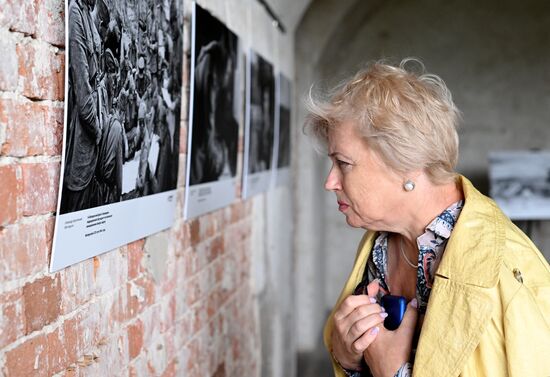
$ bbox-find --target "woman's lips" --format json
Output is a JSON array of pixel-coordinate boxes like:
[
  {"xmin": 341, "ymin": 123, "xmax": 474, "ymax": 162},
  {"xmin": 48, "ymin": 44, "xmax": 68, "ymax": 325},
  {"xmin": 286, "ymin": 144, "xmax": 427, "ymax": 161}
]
[{"xmin": 337, "ymin": 201, "xmax": 349, "ymax": 211}]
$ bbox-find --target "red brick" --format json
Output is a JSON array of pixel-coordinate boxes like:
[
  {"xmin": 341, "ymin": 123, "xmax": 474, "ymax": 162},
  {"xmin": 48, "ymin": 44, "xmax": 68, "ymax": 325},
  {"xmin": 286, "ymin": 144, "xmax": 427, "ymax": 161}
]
[
  {"xmin": 212, "ymin": 362, "xmax": 226, "ymax": 377},
  {"xmin": 185, "ymin": 338, "xmax": 199, "ymax": 370},
  {"xmin": 155, "ymin": 295, "xmax": 177, "ymax": 335},
  {"xmin": 176, "ymin": 154, "xmax": 186, "ymax": 188},
  {"xmin": 127, "ymin": 320, "xmax": 144, "ymax": 360},
  {"xmin": 5, "ymin": 333, "xmax": 48, "ymax": 377},
  {"xmin": 179, "ymin": 125, "xmax": 187, "ymax": 154},
  {"xmin": 208, "ymin": 235, "xmax": 224, "ymax": 263},
  {"xmin": 126, "ymin": 238, "xmax": 146, "ymax": 254},
  {"xmin": 23, "ymin": 275, "xmax": 62, "ymax": 333},
  {"xmin": 58, "ymin": 259, "xmax": 95, "ymax": 315},
  {"xmin": 0, "ymin": 0, "xmax": 37, "ymax": 36},
  {"xmin": 0, "ymin": 220, "xmax": 50, "ymax": 281},
  {"xmin": 46, "ymin": 326, "xmax": 71, "ymax": 375},
  {"xmin": 199, "ymin": 213, "xmax": 216, "ymax": 240},
  {"xmin": 20, "ymin": 162, "xmax": 60, "ymax": 216},
  {"xmin": 35, "ymin": 0, "xmax": 65, "ymax": 47},
  {"xmin": 0, "ymin": 29, "xmax": 19, "ymax": 91},
  {"xmin": 172, "ymin": 219, "xmax": 190, "ymax": 252},
  {"xmin": 0, "ymin": 164, "xmax": 21, "ymax": 225},
  {"xmin": 0, "ymin": 288, "xmax": 25, "ymax": 349},
  {"xmin": 62, "ymin": 314, "xmax": 81, "ymax": 366},
  {"xmin": 189, "ymin": 218, "xmax": 200, "ymax": 246},
  {"xmin": 4, "ymin": 328, "xmax": 72, "ymax": 376},
  {"xmin": 126, "ymin": 243, "xmax": 145, "ymax": 280},
  {"xmin": 206, "ymin": 289, "xmax": 221, "ymax": 320},
  {"xmin": 185, "ymin": 276, "xmax": 201, "ymax": 307},
  {"xmin": 17, "ymin": 39, "xmax": 64, "ymax": 100},
  {"xmin": 214, "ymin": 259, "xmax": 224, "ymax": 285},
  {"xmin": 127, "ymin": 276, "xmax": 156, "ymax": 318},
  {"xmin": 109, "ymin": 286, "xmax": 130, "ymax": 325},
  {"xmin": 161, "ymin": 359, "xmax": 177, "ymax": 377},
  {"xmin": 0, "ymin": 98, "xmax": 64, "ymax": 157},
  {"xmin": 191, "ymin": 300, "xmax": 207, "ymax": 336},
  {"xmin": 227, "ymin": 203, "xmax": 239, "ymax": 224}
]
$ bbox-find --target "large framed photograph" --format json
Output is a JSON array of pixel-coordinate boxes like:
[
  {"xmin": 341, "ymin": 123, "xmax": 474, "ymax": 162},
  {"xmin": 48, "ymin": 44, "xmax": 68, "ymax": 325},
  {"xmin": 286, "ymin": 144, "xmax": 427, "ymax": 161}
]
[
  {"xmin": 243, "ymin": 49, "xmax": 275, "ymax": 198},
  {"xmin": 184, "ymin": 3, "xmax": 242, "ymax": 219},
  {"xmin": 274, "ymin": 73, "xmax": 291, "ymax": 186},
  {"xmin": 51, "ymin": 0, "xmax": 184, "ymax": 271},
  {"xmin": 489, "ymin": 150, "xmax": 550, "ymax": 220}
]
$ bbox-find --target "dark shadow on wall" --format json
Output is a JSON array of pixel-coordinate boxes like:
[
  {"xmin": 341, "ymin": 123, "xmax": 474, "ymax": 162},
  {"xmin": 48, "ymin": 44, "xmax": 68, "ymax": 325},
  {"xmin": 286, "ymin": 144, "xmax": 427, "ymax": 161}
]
[{"xmin": 462, "ymin": 169, "xmax": 490, "ymax": 195}]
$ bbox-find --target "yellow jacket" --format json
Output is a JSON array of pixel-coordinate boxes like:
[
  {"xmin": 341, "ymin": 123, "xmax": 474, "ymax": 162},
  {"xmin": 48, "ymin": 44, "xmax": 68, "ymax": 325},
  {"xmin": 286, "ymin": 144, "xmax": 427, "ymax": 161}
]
[{"xmin": 324, "ymin": 176, "xmax": 550, "ymax": 377}]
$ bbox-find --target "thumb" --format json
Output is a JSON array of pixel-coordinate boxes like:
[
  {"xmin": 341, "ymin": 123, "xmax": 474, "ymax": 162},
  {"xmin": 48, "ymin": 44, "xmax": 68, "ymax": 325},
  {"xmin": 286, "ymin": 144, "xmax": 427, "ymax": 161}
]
[
  {"xmin": 366, "ymin": 279, "xmax": 380, "ymax": 298},
  {"xmin": 399, "ymin": 298, "xmax": 419, "ymax": 335}
]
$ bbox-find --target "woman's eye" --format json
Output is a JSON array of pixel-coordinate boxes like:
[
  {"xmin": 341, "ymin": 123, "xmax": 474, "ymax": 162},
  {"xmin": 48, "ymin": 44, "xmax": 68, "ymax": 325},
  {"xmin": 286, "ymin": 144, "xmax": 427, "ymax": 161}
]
[{"xmin": 336, "ymin": 160, "xmax": 351, "ymax": 169}]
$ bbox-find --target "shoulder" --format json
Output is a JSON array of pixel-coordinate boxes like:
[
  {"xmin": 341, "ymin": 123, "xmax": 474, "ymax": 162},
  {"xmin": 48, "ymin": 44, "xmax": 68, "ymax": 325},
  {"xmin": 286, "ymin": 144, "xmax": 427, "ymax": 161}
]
[
  {"xmin": 69, "ymin": 2, "xmax": 87, "ymax": 34},
  {"xmin": 441, "ymin": 176, "xmax": 550, "ymax": 288},
  {"xmin": 69, "ymin": 1, "xmax": 84, "ymax": 18}
]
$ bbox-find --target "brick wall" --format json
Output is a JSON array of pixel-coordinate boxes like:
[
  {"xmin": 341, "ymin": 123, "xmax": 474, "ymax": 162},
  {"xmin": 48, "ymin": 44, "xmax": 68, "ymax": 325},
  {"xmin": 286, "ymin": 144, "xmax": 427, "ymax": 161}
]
[{"xmin": 0, "ymin": 0, "xmax": 289, "ymax": 375}]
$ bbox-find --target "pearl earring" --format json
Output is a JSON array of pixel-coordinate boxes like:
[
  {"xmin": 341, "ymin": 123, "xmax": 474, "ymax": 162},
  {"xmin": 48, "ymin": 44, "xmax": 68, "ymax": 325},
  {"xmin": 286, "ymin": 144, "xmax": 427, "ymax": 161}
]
[{"xmin": 404, "ymin": 180, "xmax": 415, "ymax": 192}]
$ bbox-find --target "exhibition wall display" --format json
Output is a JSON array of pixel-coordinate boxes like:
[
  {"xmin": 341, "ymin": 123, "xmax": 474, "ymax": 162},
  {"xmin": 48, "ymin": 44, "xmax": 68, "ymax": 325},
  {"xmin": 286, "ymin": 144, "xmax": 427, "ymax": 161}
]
[
  {"xmin": 274, "ymin": 73, "xmax": 291, "ymax": 186},
  {"xmin": 51, "ymin": 0, "xmax": 184, "ymax": 271},
  {"xmin": 243, "ymin": 49, "xmax": 276, "ymax": 198},
  {"xmin": 489, "ymin": 150, "xmax": 550, "ymax": 220},
  {"xmin": 184, "ymin": 3, "xmax": 242, "ymax": 219}
]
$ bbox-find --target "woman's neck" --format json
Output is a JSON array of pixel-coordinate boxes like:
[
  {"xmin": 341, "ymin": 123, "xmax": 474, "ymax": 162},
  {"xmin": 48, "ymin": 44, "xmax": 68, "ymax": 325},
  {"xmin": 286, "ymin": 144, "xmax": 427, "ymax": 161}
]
[{"xmin": 399, "ymin": 178, "xmax": 463, "ymax": 245}]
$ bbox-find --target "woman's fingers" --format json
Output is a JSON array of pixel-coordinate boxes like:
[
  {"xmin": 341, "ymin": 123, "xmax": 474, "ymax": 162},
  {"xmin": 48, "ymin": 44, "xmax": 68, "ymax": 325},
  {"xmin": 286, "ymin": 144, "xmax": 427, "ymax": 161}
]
[
  {"xmin": 395, "ymin": 298, "xmax": 418, "ymax": 338},
  {"xmin": 366, "ymin": 279, "xmax": 380, "ymax": 297},
  {"xmin": 347, "ymin": 310, "xmax": 387, "ymax": 341},
  {"xmin": 331, "ymin": 295, "xmax": 386, "ymax": 368},
  {"xmin": 342, "ymin": 301, "xmax": 384, "ymax": 331},
  {"xmin": 352, "ymin": 325, "xmax": 381, "ymax": 353},
  {"xmin": 333, "ymin": 294, "xmax": 374, "ymax": 321}
]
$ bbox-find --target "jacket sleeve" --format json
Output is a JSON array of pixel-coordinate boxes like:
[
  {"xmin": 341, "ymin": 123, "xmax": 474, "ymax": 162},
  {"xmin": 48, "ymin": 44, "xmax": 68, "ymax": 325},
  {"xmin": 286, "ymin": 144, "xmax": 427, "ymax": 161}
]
[
  {"xmin": 502, "ymin": 277, "xmax": 550, "ymax": 376},
  {"xmin": 69, "ymin": 5, "xmax": 100, "ymax": 141}
]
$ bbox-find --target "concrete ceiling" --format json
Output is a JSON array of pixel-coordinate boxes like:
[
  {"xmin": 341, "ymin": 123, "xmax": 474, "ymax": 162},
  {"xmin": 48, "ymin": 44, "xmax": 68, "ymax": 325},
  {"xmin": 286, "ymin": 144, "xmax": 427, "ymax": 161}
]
[{"xmin": 264, "ymin": 0, "xmax": 314, "ymax": 33}]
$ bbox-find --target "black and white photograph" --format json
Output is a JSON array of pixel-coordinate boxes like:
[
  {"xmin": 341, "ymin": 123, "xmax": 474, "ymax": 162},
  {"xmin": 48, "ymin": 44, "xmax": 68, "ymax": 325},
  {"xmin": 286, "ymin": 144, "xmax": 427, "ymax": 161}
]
[
  {"xmin": 243, "ymin": 49, "xmax": 276, "ymax": 198},
  {"xmin": 274, "ymin": 73, "xmax": 291, "ymax": 186},
  {"xmin": 489, "ymin": 150, "xmax": 550, "ymax": 220},
  {"xmin": 51, "ymin": 0, "xmax": 184, "ymax": 271},
  {"xmin": 184, "ymin": 3, "xmax": 242, "ymax": 219}
]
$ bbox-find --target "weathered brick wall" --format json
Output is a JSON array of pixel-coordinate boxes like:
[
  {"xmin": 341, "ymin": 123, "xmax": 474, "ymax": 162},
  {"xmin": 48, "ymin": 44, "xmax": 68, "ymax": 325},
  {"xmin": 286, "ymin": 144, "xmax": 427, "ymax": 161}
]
[{"xmin": 0, "ymin": 0, "xmax": 296, "ymax": 375}]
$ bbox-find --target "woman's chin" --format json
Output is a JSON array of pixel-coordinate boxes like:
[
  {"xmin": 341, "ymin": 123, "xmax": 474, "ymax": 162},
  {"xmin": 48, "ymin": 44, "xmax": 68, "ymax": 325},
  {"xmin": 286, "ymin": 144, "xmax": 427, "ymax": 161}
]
[{"xmin": 344, "ymin": 216, "xmax": 362, "ymax": 229}]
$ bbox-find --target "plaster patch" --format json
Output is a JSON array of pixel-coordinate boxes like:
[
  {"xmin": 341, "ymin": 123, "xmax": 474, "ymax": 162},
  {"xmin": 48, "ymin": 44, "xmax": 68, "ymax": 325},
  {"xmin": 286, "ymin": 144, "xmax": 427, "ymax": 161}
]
[
  {"xmin": 130, "ymin": 282, "xmax": 145, "ymax": 303},
  {"xmin": 144, "ymin": 232, "xmax": 169, "ymax": 283}
]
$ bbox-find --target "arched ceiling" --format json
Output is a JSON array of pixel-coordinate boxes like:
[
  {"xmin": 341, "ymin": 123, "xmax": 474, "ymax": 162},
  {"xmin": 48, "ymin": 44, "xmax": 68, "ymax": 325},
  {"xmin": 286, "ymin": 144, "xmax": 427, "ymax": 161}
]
[{"xmin": 264, "ymin": 0, "xmax": 313, "ymax": 32}]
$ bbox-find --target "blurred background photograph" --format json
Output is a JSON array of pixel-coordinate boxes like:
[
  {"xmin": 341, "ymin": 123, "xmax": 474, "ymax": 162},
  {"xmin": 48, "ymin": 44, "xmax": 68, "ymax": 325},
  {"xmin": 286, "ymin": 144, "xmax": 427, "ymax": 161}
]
[
  {"xmin": 243, "ymin": 49, "xmax": 275, "ymax": 198},
  {"xmin": 185, "ymin": 3, "xmax": 242, "ymax": 218},
  {"xmin": 489, "ymin": 150, "xmax": 550, "ymax": 220},
  {"xmin": 275, "ymin": 73, "xmax": 291, "ymax": 186}
]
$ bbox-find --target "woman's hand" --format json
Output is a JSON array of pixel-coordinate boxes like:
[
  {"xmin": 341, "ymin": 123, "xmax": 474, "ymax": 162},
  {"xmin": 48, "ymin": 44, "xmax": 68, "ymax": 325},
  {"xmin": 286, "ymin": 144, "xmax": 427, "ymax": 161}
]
[
  {"xmin": 363, "ymin": 299, "xmax": 418, "ymax": 377},
  {"xmin": 331, "ymin": 280, "xmax": 386, "ymax": 371}
]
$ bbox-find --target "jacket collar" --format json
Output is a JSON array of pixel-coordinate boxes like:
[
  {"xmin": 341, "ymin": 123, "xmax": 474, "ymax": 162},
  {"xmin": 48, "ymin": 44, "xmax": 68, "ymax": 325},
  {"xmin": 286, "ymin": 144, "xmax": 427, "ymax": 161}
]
[
  {"xmin": 433, "ymin": 175, "xmax": 504, "ymax": 288},
  {"xmin": 414, "ymin": 175, "xmax": 504, "ymax": 377}
]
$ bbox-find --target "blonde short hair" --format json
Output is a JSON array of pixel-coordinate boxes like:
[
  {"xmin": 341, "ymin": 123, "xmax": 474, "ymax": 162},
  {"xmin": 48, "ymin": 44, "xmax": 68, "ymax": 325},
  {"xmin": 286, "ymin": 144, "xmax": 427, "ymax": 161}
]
[{"xmin": 305, "ymin": 58, "xmax": 460, "ymax": 185}]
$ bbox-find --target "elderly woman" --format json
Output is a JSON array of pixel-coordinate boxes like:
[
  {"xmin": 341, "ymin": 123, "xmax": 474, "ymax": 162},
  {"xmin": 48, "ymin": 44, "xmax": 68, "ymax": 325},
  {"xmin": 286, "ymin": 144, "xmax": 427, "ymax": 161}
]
[{"xmin": 305, "ymin": 59, "xmax": 550, "ymax": 377}]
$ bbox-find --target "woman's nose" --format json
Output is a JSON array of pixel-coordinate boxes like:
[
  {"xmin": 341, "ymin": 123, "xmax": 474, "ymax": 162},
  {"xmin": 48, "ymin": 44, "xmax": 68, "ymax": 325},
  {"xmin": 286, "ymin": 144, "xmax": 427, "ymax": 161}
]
[{"xmin": 324, "ymin": 166, "xmax": 342, "ymax": 191}]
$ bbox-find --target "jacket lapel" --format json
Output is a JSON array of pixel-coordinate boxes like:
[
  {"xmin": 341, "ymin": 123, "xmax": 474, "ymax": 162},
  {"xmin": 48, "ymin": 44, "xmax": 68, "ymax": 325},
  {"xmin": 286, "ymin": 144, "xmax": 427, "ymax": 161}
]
[{"xmin": 414, "ymin": 176, "xmax": 504, "ymax": 377}]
